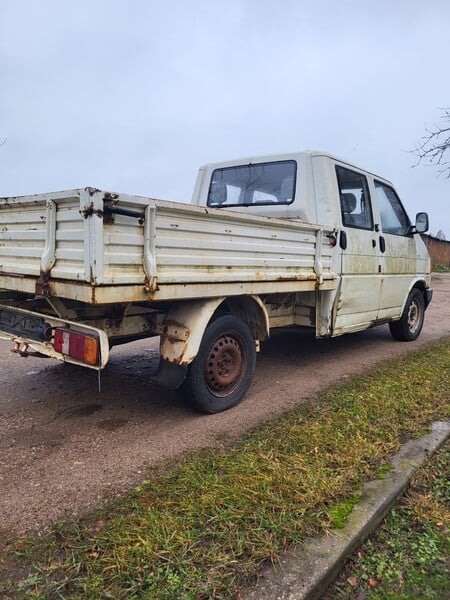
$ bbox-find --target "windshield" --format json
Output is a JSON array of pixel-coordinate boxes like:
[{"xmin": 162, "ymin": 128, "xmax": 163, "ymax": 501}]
[{"xmin": 207, "ymin": 160, "xmax": 297, "ymax": 207}]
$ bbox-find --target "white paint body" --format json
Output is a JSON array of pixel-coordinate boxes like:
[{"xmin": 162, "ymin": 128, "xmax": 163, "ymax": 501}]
[{"xmin": 0, "ymin": 151, "xmax": 431, "ymax": 372}]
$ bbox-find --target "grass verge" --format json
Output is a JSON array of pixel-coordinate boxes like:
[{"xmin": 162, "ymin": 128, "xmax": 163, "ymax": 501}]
[
  {"xmin": 326, "ymin": 441, "xmax": 450, "ymax": 599},
  {"xmin": 1, "ymin": 338, "xmax": 449, "ymax": 599},
  {"xmin": 433, "ymin": 264, "xmax": 450, "ymax": 273}
]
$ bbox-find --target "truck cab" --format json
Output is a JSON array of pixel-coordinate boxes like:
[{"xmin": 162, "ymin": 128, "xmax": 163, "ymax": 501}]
[{"xmin": 192, "ymin": 151, "xmax": 432, "ymax": 337}]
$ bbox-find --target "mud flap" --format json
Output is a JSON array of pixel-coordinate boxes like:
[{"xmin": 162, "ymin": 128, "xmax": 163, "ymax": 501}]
[{"xmin": 153, "ymin": 358, "xmax": 188, "ymax": 390}]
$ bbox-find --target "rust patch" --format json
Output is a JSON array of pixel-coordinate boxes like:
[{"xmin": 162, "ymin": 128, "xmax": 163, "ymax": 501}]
[
  {"xmin": 80, "ymin": 202, "xmax": 105, "ymax": 220},
  {"xmin": 326, "ymin": 229, "xmax": 338, "ymax": 247},
  {"xmin": 163, "ymin": 354, "xmax": 190, "ymax": 366},
  {"xmin": 275, "ymin": 274, "xmax": 315, "ymax": 282},
  {"xmin": 35, "ymin": 270, "xmax": 51, "ymax": 296},
  {"xmin": 86, "ymin": 187, "xmax": 102, "ymax": 197},
  {"xmin": 80, "ymin": 202, "xmax": 95, "ymax": 218},
  {"xmin": 162, "ymin": 320, "xmax": 190, "ymax": 342},
  {"xmin": 103, "ymin": 192, "xmax": 119, "ymax": 201}
]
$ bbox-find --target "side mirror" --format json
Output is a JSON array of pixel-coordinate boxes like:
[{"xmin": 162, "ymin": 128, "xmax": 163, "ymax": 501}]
[{"xmin": 415, "ymin": 212, "xmax": 429, "ymax": 234}]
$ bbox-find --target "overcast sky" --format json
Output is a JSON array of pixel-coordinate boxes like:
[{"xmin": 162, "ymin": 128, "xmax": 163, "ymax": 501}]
[{"xmin": 1, "ymin": 0, "xmax": 449, "ymax": 236}]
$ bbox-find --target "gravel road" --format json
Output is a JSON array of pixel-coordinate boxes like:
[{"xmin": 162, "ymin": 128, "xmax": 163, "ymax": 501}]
[{"xmin": 0, "ymin": 274, "xmax": 449, "ymax": 535}]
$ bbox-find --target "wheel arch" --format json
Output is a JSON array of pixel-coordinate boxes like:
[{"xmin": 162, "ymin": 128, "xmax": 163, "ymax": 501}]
[
  {"xmin": 159, "ymin": 295, "xmax": 269, "ymax": 366},
  {"xmin": 402, "ymin": 278, "xmax": 430, "ymax": 313},
  {"xmin": 412, "ymin": 279, "xmax": 426, "ymax": 292},
  {"xmin": 219, "ymin": 295, "xmax": 269, "ymax": 342},
  {"xmin": 389, "ymin": 285, "xmax": 426, "ymax": 341},
  {"xmin": 411, "ymin": 278, "xmax": 434, "ymax": 310}
]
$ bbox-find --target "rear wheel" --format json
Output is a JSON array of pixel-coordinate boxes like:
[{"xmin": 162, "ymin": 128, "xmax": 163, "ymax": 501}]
[
  {"xmin": 183, "ymin": 315, "xmax": 256, "ymax": 414},
  {"xmin": 389, "ymin": 288, "xmax": 425, "ymax": 341}
]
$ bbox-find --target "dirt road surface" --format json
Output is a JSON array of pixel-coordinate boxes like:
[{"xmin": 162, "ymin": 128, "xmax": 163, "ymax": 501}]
[{"xmin": 1, "ymin": 274, "xmax": 449, "ymax": 535}]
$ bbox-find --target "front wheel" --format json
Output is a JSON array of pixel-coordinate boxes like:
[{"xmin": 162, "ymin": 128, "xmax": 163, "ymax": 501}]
[
  {"xmin": 389, "ymin": 288, "xmax": 425, "ymax": 341},
  {"xmin": 183, "ymin": 315, "xmax": 256, "ymax": 414}
]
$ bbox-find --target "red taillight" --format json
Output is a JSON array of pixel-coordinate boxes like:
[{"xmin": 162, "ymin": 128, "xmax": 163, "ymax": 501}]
[{"xmin": 54, "ymin": 328, "xmax": 99, "ymax": 366}]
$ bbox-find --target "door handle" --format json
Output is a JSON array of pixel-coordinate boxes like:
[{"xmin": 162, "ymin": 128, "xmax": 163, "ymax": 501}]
[{"xmin": 379, "ymin": 236, "xmax": 386, "ymax": 253}]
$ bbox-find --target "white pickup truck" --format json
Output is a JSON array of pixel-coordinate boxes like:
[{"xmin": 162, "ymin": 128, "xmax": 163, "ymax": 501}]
[{"xmin": 0, "ymin": 151, "xmax": 432, "ymax": 413}]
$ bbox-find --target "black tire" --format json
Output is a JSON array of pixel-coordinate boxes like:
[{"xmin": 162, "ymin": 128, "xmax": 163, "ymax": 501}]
[
  {"xmin": 183, "ymin": 315, "xmax": 256, "ymax": 414},
  {"xmin": 389, "ymin": 288, "xmax": 425, "ymax": 341}
]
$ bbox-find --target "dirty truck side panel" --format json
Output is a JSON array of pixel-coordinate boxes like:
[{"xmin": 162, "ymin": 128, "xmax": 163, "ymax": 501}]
[
  {"xmin": 311, "ymin": 156, "xmax": 383, "ymax": 334},
  {"xmin": 310, "ymin": 155, "xmax": 431, "ymax": 335},
  {"xmin": 371, "ymin": 180, "xmax": 431, "ymax": 319},
  {"xmin": 0, "ymin": 188, "xmax": 335, "ymax": 304}
]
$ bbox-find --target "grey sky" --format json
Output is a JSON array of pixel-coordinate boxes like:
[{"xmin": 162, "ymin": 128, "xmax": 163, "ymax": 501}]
[{"xmin": 1, "ymin": 0, "xmax": 449, "ymax": 236}]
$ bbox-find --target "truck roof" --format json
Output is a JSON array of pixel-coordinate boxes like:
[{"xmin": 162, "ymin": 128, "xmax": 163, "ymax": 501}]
[{"xmin": 199, "ymin": 150, "xmax": 393, "ymax": 185}]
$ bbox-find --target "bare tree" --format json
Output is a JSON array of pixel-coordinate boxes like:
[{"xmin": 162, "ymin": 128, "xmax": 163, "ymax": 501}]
[{"xmin": 413, "ymin": 108, "xmax": 450, "ymax": 177}]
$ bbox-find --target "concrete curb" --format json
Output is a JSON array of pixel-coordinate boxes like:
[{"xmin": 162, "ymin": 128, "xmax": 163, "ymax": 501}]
[{"xmin": 244, "ymin": 420, "xmax": 450, "ymax": 600}]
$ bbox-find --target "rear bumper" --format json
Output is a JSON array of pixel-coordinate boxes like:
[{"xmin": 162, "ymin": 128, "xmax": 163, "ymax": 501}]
[
  {"xmin": 425, "ymin": 288, "xmax": 433, "ymax": 309},
  {"xmin": 0, "ymin": 304, "xmax": 109, "ymax": 369}
]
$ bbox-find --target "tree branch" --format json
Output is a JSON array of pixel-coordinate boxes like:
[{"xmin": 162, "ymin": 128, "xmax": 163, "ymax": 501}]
[{"xmin": 412, "ymin": 108, "xmax": 450, "ymax": 177}]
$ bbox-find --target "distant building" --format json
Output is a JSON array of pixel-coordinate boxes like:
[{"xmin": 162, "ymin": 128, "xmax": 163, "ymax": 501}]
[{"xmin": 421, "ymin": 234, "xmax": 450, "ymax": 268}]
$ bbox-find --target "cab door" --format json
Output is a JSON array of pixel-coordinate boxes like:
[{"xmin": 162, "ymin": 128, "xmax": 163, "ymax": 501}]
[
  {"xmin": 372, "ymin": 180, "xmax": 417, "ymax": 320},
  {"xmin": 333, "ymin": 165, "xmax": 383, "ymax": 334}
]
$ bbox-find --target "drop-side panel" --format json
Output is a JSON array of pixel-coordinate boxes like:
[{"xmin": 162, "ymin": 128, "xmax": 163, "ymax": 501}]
[
  {"xmin": 0, "ymin": 191, "xmax": 87, "ymax": 281},
  {"xmin": 101, "ymin": 199, "xmax": 335, "ymax": 285},
  {"xmin": 0, "ymin": 201, "xmax": 47, "ymax": 276},
  {"xmin": 154, "ymin": 207, "xmax": 331, "ymax": 283}
]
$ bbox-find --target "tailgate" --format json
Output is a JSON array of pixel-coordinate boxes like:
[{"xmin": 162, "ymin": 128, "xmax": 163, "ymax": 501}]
[{"xmin": 0, "ymin": 190, "xmax": 88, "ymax": 281}]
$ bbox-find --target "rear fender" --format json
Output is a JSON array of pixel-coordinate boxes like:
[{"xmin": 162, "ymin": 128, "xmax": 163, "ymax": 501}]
[
  {"xmin": 398, "ymin": 279, "xmax": 430, "ymax": 316},
  {"xmin": 159, "ymin": 295, "xmax": 269, "ymax": 366},
  {"xmin": 159, "ymin": 297, "xmax": 226, "ymax": 366}
]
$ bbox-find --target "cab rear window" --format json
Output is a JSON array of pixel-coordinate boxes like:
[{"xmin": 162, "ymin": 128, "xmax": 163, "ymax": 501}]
[{"xmin": 207, "ymin": 160, "xmax": 296, "ymax": 207}]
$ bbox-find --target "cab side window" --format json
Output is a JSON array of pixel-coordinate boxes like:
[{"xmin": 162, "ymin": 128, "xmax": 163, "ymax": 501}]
[
  {"xmin": 374, "ymin": 181, "xmax": 410, "ymax": 236},
  {"xmin": 336, "ymin": 166, "xmax": 373, "ymax": 230}
]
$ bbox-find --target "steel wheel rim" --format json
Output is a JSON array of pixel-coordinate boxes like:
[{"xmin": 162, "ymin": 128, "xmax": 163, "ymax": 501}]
[
  {"xmin": 204, "ymin": 333, "xmax": 246, "ymax": 397},
  {"xmin": 407, "ymin": 298, "xmax": 421, "ymax": 333}
]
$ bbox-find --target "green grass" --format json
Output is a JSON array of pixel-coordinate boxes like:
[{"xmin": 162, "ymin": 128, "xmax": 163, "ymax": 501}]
[
  {"xmin": 326, "ymin": 442, "xmax": 450, "ymax": 599},
  {"xmin": 328, "ymin": 495, "xmax": 362, "ymax": 529},
  {"xmin": 376, "ymin": 463, "xmax": 393, "ymax": 480},
  {"xmin": 433, "ymin": 264, "xmax": 450, "ymax": 272},
  {"xmin": 1, "ymin": 338, "xmax": 449, "ymax": 599}
]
